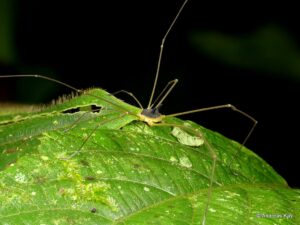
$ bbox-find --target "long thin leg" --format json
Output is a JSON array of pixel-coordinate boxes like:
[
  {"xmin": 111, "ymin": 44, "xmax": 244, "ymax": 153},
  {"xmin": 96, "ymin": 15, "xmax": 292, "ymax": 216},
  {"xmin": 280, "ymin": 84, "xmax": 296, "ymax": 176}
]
[
  {"xmin": 112, "ymin": 90, "xmax": 144, "ymax": 109},
  {"xmin": 112, "ymin": 78, "xmax": 178, "ymax": 111},
  {"xmin": 166, "ymin": 104, "xmax": 258, "ymax": 163},
  {"xmin": 151, "ymin": 79, "xmax": 178, "ymax": 109},
  {"xmin": 63, "ymin": 107, "xmax": 103, "ymax": 133},
  {"xmin": 166, "ymin": 104, "xmax": 256, "ymax": 122},
  {"xmin": 61, "ymin": 112, "xmax": 129, "ymax": 160},
  {"xmin": 152, "ymin": 121, "xmax": 217, "ymax": 224},
  {"xmin": 147, "ymin": 0, "xmax": 189, "ymax": 108},
  {"xmin": 0, "ymin": 74, "xmax": 137, "ymax": 115}
]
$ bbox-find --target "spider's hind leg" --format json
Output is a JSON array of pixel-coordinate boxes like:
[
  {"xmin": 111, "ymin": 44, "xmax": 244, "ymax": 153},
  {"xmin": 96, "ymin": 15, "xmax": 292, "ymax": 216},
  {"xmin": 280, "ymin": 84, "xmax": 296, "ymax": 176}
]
[{"xmin": 152, "ymin": 120, "xmax": 218, "ymax": 224}]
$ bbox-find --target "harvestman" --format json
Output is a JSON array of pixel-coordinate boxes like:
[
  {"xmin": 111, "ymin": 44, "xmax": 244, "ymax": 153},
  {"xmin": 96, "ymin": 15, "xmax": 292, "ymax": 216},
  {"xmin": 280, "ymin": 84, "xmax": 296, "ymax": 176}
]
[{"xmin": 0, "ymin": 0, "xmax": 257, "ymax": 223}]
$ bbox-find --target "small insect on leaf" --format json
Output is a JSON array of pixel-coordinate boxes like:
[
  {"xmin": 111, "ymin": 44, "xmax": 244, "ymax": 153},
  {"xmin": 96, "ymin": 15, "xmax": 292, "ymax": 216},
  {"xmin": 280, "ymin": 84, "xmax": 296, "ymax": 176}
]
[
  {"xmin": 90, "ymin": 208, "xmax": 97, "ymax": 213},
  {"xmin": 171, "ymin": 127, "xmax": 204, "ymax": 146}
]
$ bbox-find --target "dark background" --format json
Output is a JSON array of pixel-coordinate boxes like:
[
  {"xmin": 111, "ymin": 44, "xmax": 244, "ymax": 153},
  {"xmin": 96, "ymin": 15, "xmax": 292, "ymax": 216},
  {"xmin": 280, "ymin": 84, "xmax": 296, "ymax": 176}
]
[{"xmin": 0, "ymin": 0, "xmax": 299, "ymax": 187}]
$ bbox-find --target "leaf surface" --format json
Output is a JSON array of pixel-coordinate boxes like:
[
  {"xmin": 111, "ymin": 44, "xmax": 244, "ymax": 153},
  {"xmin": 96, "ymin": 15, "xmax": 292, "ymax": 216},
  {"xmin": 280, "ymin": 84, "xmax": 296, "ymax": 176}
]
[{"xmin": 0, "ymin": 89, "xmax": 299, "ymax": 225}]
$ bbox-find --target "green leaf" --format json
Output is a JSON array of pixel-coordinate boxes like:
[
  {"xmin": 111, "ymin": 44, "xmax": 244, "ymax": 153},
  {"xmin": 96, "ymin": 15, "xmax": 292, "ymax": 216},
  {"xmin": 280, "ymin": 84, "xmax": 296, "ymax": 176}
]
[
  {"xmin": 0, "ymin": 0, "xmax": 16, "ymax": 64},
  {"xmin": 190, "ymin": 25, "xmax": 300, "ymax": 81},
  {"xmin": 0, "ymin": 88, "xmax": 299, "ymax": 225}
]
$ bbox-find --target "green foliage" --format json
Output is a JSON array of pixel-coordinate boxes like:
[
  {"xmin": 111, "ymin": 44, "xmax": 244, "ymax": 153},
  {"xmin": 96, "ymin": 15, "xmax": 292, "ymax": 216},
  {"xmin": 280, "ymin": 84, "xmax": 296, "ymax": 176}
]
[
  {"xmin": 0, "ymin": 0, "xmax": 16, "ymax": 64},
  {"xmin": 0, "ymin": 89, "xmax": 299, "ymax": 224},
  {"xmin": 190, "ymin": 25, "xmax": 300, "ymax": 80}
]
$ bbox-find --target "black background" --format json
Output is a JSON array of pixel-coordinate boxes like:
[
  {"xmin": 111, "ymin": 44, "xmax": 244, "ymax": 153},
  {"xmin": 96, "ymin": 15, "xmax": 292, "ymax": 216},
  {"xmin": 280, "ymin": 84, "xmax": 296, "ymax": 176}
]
[{"xmin": 0, "ymin": 0, "xmax": 299, "ymax": 187}]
